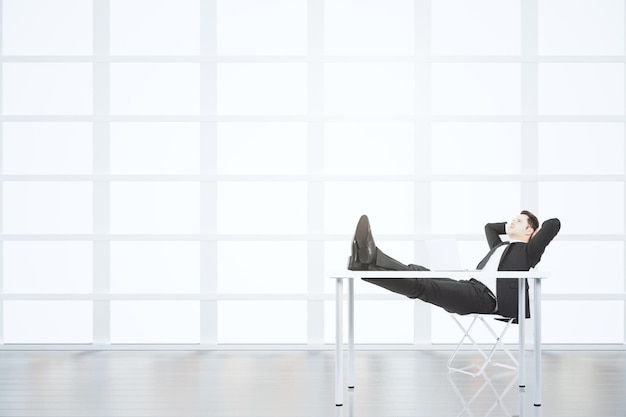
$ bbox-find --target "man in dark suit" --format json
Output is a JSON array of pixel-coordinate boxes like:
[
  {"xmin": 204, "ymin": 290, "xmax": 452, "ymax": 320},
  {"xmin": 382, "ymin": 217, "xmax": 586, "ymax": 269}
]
[{"xmin": 347, "ymin": 211, "xmax": 561, "ymax": 319}]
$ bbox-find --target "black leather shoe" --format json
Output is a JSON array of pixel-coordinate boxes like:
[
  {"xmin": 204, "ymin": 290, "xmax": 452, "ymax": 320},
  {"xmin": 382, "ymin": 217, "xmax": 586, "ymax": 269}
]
[{"xmin": 347, "ymin": 215, "xmax": 377, "ymax": 270}]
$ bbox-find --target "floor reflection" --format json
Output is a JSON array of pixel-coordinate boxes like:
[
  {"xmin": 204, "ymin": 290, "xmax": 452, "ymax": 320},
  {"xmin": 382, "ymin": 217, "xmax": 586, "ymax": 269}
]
[{"xmin": 447, "ymin": 370, "xmax": 538, "ymax": 417}]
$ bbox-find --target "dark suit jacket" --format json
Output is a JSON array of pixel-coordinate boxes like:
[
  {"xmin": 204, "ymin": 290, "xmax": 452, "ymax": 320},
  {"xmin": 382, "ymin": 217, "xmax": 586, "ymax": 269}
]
[{"xmin": 479, "ymin": 218, "xmax": 561, "ymax": 319}]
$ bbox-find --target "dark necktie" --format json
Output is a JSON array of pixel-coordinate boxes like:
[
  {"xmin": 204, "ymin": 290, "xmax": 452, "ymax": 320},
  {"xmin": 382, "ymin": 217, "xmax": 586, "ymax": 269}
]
[{"xmin": 476, "ymin": 242, "xmax": 510, "ymax": 270}]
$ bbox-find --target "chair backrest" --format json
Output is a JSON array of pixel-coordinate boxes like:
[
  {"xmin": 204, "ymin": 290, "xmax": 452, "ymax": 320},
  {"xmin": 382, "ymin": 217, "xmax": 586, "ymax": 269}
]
[{"xmin": 425, "ymin": 239, "xmax": 462, "ymax": 270}]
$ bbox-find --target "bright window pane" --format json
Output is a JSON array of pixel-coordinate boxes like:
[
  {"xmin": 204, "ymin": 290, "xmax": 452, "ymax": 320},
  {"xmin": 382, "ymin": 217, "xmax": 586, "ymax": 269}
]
[
  {"xmin": 217, "ymin": 182, "xmax": 307, "ymax": 234},
  {"xmin": 432, "ymin": 0, "xmax": 521, "ymax": 55},
  {"xmin": 324, "ymin": 63, "xmax": 415, "ymax": 115},
  {"xmin": 538, "ymin": 241, "xmax": 624, "ymax": 294},
  {"xmin": 538, "ymin": 123, "xmax": 625, "ymax": 174},
  {"xmin": 3, "ymin": 242, "xmax": 93, "ymax": 293},
  {"xmin": 2, "ymin": 122, "xmax": 93, "ymax": 175},
  {"xmin": 110, "ymin": 301, "xmax": 200, "ymax": 344},
  {"xmin": 217, "ymin": 64, "xmax": 307, "ymax": 115},
  {"xmin": 324, "ymin": 123, "xmax": 415, "ymax": 175},
  {"xmin": 539, "ymin": 182, "xmax": 624, "ymax": 234},
  {"xmin": 110, "ymin": 63, "xmax": 200, "ymax": 115},
  {"xmin": 3, "ymin": 182, "xmax": 93, "ymax": 234},
  {"xmin": 432, "ymin": 64, "xmax": 520, "ymax": 115},
  {"xmin": 110, "ymin": 0, "xmax": 200, "ymax": 55},
  {"xmin": 110, "ymin": 242, "xmax": 200, "ymax": 293},
  {"xmin": 2, "ymin": 63, "xmax": 92, "ymax": 115},
  {"xmin": 110, "ymin": 182, "xmax": 200, "ymax": 234},
  {"xmin": 324, "ymin": 0, "xmax": 414, "ymax": 56},
  {"xmin": 539, "ymin": 64, "xmax": 624, "ymax": 115},
  {"xmin": 324, "ymin": 182, "xmax": 415, "ymax": 234},
  {"xmin": 431, "ymin": 182, "xmax": 521, "ymax": 234},
  {"xmin": 217, "ymin": 0, "xmax": 307, "ymax": 55},
  {"xmin": 543, "ymin": 301, "xmax": 623, "ymax": 343},
  {"xmin": 110, "ymin": 123, "xmax": 200, "ymax": 175},
  {"xmin": 431, "ymin": 123, "xmax": 521, "ymax": 175},
  {"xmin": 324, "ymin": 300, "xmax": 414, "ymax": 344},
  {"xmin": 539, "ymin": 0, "xmax": 624, "ymax": 56},
  {"xmin": 218, "ymin": 242, "xmax": 307, "ymax": 294},
  {"xmin": 2, "ymin": 0, "xmax": 92, "ymax": 55},
  {"xmin": 218, "ymin": 301, "xmax": 307, "ymax": 343},
  {"xmin": 3, "ymin": 301, "xmax": 92, "ymax": 343},
  {"xmin": 217, "ymin": 123, "xmax": 307, "ymax": 175}
]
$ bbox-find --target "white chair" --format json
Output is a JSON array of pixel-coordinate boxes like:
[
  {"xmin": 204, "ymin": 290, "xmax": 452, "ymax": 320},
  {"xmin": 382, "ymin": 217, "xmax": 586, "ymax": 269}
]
[
  {"xmin": 446, "ymin": 314, "xmax": 518, "ymax": 377},
  {"xmin": 425, "ymin": 239, "xmax": 520, "ymax": 377}
]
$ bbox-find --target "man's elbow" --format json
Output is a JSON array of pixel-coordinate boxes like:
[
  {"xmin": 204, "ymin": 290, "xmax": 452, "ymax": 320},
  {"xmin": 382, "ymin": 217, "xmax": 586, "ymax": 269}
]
[{"xmin": 545, "ymin": 218, "xmax": 561, "ymax": 230}]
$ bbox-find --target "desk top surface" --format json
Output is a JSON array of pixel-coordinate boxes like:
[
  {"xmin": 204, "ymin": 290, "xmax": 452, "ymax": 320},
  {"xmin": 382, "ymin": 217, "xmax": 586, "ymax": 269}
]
[{"xmin": 327, "ymin": 270, "xmax": 549, "ymax": 279}]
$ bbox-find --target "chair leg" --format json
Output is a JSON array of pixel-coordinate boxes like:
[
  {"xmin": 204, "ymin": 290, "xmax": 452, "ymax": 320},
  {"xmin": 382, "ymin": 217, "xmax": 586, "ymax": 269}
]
[
  {"xmin": 476, "ymin": 317, "xmax": 518, "ymax": 373},
  {"xmin": 448, "ymin": 314, "xmax": 518, "ymax": 377},
  {"xmin": 447, "ymin": 315, "xmax": 482, "ymax": 376}
]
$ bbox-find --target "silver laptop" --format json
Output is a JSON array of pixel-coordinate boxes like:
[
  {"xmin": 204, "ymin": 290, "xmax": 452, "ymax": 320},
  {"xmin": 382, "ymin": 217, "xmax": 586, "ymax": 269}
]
[{"xmin": 425, "ymin": 239, "xmax": 463, "ymax": 270}]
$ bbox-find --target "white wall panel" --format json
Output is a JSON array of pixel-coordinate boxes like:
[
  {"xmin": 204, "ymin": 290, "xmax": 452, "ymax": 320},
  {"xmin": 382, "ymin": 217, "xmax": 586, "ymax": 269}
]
[
  {"xmin": 539, "ymin": 182, "xmax": 624, "ymax": 235},
  {"xmin": 218, "ymin": 301, "xmax": 307, "ymax": 344},
  {"xmin": 3, "ymin": 182, "xmax": 93, "ymax": 234},
  {"xmin": 110, "ymin": 0, "xmax": 200, "ymax": 55},
  {"xmin": 538, "ymin": 0, "xmax": 624, "ymax": 56},
  {"xmin": 217, "ymin": 64, "xmax": 307, "ymax": 115},
  {"xmin": 324, "ymin": 0, "xmax": 415, "ymax": 56},
  {"xmin": 2, "ymin": 0, "xmax": 92, "ymax": 55},
  {"xmin": 2, "ymin": 64, "xmax": 92, "ymax": 115},
  {"xmin": 110, "ymin": 301, "xmax": 200, "ymax": 344},
  {"xmin": 324, "ymin": 123, "xmax": 415, "ymax": 175},
  {"xmin": 431, "ymin": 183, "xmax": 521, "ymax": 234},
  {"xmin": 539, "ymin": 64, "xmax": 624, "ymax": 115},
  {"xmin": 432, "ymin": 63, "xmax": 521, "ymax": 115},
  {"xmin": 538, "ymin": 123, "xmax": 625, "ymax": 175},
  {"xmin": 217, "ymin": 123, "xmax": 308, "ymax": 175},
  {"xmin": 110, "ymin": 64, "xmax": 200, "ymax": 115},
  {"xmin": 217, "ymin": 0, "xmax": 307, "ymax": 55},
  {"xmin": 3, "ymin": 242, "xmax": 93, "ymax": 293},
  {"xmin": 3, "ymin": 301, "xmax": 93, "ymax": 343},
  {"xmin": 217, "ymin": 241, "xmax": 307, "ymax": 294},
  {"xmin": 324, "ymin": 300, "xmax": 415, "ymax": 344},
  {"xmin": 543, "ymin": 301, "xmax": 624, "ymax": 344},
  {"xmin": 2, "ymin": 123, "xmax": 93, "ymax": 175},
  {"xmin": 324, "ymin": 63, "xmax": 415, "ymax": 115},
  {"xmin": 217, "ymin": 182, "xmax": 308, "ymax": 234},
  {"xmin": 432, "ymin": 0, "xmax": 521, "ymax": 56},
  {"xmin": 324, "ymin": 182, "xmax": 415, "ymax": 235},
  {"xmin": 110, "ymin": 241, "xmax": 200, "ymax": 293},
  {"xmin": 431, "ymin": 123, "xmax": 521, "ymax": 175},
  {"xmin": 110, "ymin": 123, "xmax": 200, "ymax": 175}
]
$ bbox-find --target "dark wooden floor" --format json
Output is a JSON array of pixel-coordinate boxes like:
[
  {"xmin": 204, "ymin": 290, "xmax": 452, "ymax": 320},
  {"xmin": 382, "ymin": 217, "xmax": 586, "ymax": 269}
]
[{"xmin": 0, "ymin": 349, "xmax": 624, "ymax": 416}]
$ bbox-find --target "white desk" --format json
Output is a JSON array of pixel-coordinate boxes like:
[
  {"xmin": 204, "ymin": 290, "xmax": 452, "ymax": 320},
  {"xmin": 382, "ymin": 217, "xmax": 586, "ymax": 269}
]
[{"xmin": 328, "ymin": 270, "xmax": 549, "ymax": 407}]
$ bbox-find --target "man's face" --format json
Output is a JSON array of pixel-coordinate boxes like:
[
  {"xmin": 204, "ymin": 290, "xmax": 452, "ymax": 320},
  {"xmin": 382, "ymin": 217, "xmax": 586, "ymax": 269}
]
[{"xmin": 507, "ymin": 214, "xmax": 533, "ymax": 240}]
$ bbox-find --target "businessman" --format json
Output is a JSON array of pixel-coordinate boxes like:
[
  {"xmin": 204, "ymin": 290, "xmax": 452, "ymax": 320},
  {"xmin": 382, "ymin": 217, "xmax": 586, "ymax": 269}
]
[{"xmin": 347, "ymin": 211, "xmax": 561, "ymax": 319}]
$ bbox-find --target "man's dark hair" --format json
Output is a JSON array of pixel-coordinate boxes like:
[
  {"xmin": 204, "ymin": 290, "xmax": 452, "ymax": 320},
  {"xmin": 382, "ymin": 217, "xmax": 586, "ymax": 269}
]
[{"xmin": 521, "ymin": 210, "xmax": 539, "ymax": 232}]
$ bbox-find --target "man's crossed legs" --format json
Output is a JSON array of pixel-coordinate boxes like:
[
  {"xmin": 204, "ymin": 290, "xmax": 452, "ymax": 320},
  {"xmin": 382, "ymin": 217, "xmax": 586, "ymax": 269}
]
[{"xmin": 347, "ymin": 215, "xmax": 496, "ymax": 315}]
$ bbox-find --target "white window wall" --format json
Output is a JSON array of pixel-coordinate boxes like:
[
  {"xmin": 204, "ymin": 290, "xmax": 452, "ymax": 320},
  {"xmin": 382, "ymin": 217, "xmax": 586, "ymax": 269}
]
[{"xmin": 0, "ymin": 0, "xmax": 625, "ymax": 348}]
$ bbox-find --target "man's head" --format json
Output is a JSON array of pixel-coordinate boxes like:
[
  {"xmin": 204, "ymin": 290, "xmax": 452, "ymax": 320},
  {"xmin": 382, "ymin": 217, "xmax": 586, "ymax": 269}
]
[{"xmin": 507, "ymin": 210, "xmax": 539, "ymax": 242}]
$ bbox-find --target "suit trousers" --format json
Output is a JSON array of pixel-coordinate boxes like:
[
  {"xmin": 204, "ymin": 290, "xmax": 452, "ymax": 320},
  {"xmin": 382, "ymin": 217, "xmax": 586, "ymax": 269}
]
[{"xmin": 362, "ymin": 249, "xmax": 497, "ymax": 315}]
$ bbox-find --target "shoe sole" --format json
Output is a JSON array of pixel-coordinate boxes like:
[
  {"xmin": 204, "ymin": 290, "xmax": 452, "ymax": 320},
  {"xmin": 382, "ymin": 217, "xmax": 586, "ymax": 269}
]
[{"xmin": 355, "ymin": 215, "xmax": 374, "ymax": 263}]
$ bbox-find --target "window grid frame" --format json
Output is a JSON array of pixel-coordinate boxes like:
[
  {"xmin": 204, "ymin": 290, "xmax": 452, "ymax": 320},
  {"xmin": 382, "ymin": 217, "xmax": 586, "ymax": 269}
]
[
  {"xmin": 0, "ymin": 0, "xmax": 625, "ymax": 347},
  {"xmin": 0, "ymin": 0, "xmax": 4, "ymax": 345}
]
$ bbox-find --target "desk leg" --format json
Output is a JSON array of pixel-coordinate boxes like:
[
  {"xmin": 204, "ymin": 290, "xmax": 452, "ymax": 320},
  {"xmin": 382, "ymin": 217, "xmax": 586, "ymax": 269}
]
[
  {"xmin": 348, "ymin": 278, "xmax": 355, "ymax": 389},
  {"xmin": 518, "ymin": 278, "xmax": 526, "ymax": 388},
  {"xmin": 534, "ymin": 279, "xmax": 542, "ymax": 407},
  {"xmin": 335, "ymin": 278, "xmax": 343, "ymax": 406}
]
